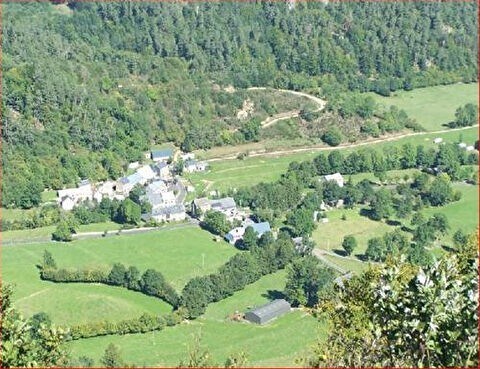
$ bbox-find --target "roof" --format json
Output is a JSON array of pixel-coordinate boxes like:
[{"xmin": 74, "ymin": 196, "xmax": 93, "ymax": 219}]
[
  {"xmin": 184, "ymin": 159, "xmax": 197, "ymax": 167},
  {"xmin": 147, "ymin": 180, "xmax": 167, "ymax": 193},
  {"xmin": 246, "ymin": 299, "xmax": 291, "ymax": 321},
  {"xmin": 154, "ymin": 162, "xmax": 168, "ymax": 170},
  {"xmin": 325, "ymin": 172, "xmax": 344, "ymax": 182},
  {"xmin": 136, "ymin": 165, "xmax": 156, "ymax": 179},
  {"xmin": 152, "ymin": 204, "xmax": 185, "ymax": 216},
  {"xmin": 78, "ymin": 179, "xmax": 90, "ymax": 187},
  {"xmin": 225, "ymin": 227, "xmax": 245, "ymax": 241},
  {"xmin": 210, "ymin": 197, "xmax": 236, "ymax": 210},
  {"xmin": 193, "ymin": 197, "xmax": 210, "ymax": 208},
  {"xmin": 249, "ymin": 222, "xmax": 271, "ymax": 235},
  {"xmin": 151, "ymin": 148, "xmax": 173, "ymax": 159},
  {"xmin": 121, "ymin": 172, "xmax": 143, "ymax": 185}
]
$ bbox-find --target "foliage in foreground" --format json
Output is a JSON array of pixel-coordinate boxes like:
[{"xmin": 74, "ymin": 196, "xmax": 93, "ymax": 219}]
[{"xmin": 306, "ymin": 232, "xmax": 479, "ymax": 367}]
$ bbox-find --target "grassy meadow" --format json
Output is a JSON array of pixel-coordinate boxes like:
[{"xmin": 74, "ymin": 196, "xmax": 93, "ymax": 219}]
[
  {"xmin": 367, "ymin": 83, "xmax": 478, "ymax": 131},
  {"xmin": 68, "ymin": 270, "xmax": 324, "ymax": 366}
]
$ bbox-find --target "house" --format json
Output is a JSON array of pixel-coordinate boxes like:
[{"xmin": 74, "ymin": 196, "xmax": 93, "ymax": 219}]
[
  {"xmin": 324, "ymin": 172, "xmax": 344, "ymax": 188},
  {"xmin": 146, "ymin": 180, "xmax": 168, "ymax": 194},
  {"xmin": 57, "ymin": 181, "xmax": 94, "ymax": 210},
  {"xmin": 136, "ymin": 165, "xmax": 156, "ymax": 182},
  {"xmin": 181, "ymin": 153, "xmax": 195, "ymax": 161},
  {"xmin": 183, "ymin": 160, "xmax": 208, "ymax": 173},
  {"xmin": 127, "ymin": 161, "xmax": 140, "ymax": 170},
  {"xmin": 116, "ymin": 173, "xmax": 145, "ymax": 195},
  {"xmin": 225, "ymin": 221, "xmax": 271, "ymax": 244},
  {"xmin": 149, "ymin": 204, "xmax": 186, "ymax": 222},
  {"xmin": 146, "ymin": 191, "xmax": 176, "ymax": 209},
  {"xmin": 433, "ymin": 137, "xmax": 443, "ymax": 144},
  {"xmin": 192, "ymin": 197, "xmax": 212, "ymax": 216},
  {"xmin": 151, "ymin": 148, "xmax": 174, "ymax": 162},
  {"xmin": 210, "ymin": 197, "xmax": 237, "ymax": 219},
  {"xmin": 244, "ymin": 299, "xmax": 291, "ymax": 325},
  {"xmin": 152, "ymin": 162, "xmax": 170, "ymax": 180}
]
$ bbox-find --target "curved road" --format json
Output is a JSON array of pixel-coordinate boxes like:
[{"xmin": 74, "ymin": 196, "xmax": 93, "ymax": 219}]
[{"xmin": 247, "ymin": 87, "xmax": 327, "ymax": 128}]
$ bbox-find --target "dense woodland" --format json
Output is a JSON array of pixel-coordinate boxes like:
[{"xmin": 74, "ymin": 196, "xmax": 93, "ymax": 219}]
[{"xmin": 2, "ymin": 0, "xmax": 478, "ymax": 207}]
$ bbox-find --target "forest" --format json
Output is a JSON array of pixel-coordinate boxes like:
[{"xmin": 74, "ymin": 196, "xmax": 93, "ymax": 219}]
[{"xmin": 2, "ymin": 0, "xmax": 478, "ymax": 207}]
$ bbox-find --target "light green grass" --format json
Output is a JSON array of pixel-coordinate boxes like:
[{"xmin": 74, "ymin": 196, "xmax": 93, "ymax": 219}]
[
  {"xmin": 68, "ymin": 270, "xmax": 324, "ymax": 366},
  {"xmin": 367, "ymin": 83, "xmax": 478, "ymax": 131},
  {"xmin": 188, "ymin": 126, "xmax": 478, "ymax": 195},
  {"xmin": 312, "ymin": 208, "xmax": 396, "ymax": 256},
  {"xmin": 321, "ymin": 254, "xmax": 369, "ymax": 274},
  {"xmin": 1, "ymin": 207, "xmax": 36, "ymax": 222},
  {"xmin": 41, "ymin": 190, "xmax": 57, "ymax": 202}
]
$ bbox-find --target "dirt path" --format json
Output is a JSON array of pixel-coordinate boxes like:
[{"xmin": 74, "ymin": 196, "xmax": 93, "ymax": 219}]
[
  {"xmin": 247, "ymin": 87, "xmax": 327, "ymax": 128},
  {"xmin": 206, "ymin": 124, "xmax": 478, "ymax": 162}
]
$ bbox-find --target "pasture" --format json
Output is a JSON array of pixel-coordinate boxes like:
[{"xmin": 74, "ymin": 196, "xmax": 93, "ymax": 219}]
[
  {"xmin": 68, "ymin": 270, "xmax": 324, "ymax": 366},
  {"xmin": 187, "ymin": 126, "xmax": 478, "ymax": 195},
  {"xmin": 2, "ymin": 226, "xmax": 238, "ymax": 325},
  {"xmin": 367, "ymin": 83, "xmax": 478, "ymax": 131}
]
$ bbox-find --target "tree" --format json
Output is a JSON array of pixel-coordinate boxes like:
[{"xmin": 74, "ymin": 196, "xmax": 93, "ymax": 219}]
[
  {"xmin": 427, "ymin": 174, "xmax": 453, "ymax": 206},
  {"xmin": 1, "ymin": 284, "xmax": 69, "ymax": 367},
  {"xmin": 107, "ymin": 263, "xmax": 127, "ymax": 286},
  {"xmin": 128, "ymin": 184, "xmax": 145, "ymax": 205},
  {"xmin": 365, "ymin": 237, "xmax": 385, "ymax": 262},
  {"xmin": 52, "ymin": 221, "xmax": 74, "ymax": 242},
  {"xmin": 181, "ymin": 277, "xmax": 212, "ymax": 319},
  {"xmin": 100, "ymin": 344, "xmax": 123, "ymax": 368},
  {"xmin": 451, "ymin": 103, "xmax": 478, "ymax": 127},
  {"xmin": 284, "ymin": 256, "xmax": 335, "ymax": 307},
  {"xmin": 241, "ymin": 226, "xmax": 258, "ymax": 250},
  {"xmin": 342, "ymin": 235, "xmax": 357, "ymax": 256},
  {"xmin": 240, "ymin": 119, "xmax": 261, "ymax": 141},
  {"xmin": 308, "ymin": 252, "xmax": 478, "ymax": 367},
  {"xmin": 322, "ymin": 127, "xmax": 343, "ymax": 146},
  {"xmin": 202, "ymin": 210, "xmax": 230, "ymax": 236},
  {"xmin": 224, "ymin": 351, "xmax": 249, "ymax": 367},
  {"xmin": 179, "ymin": 332, "xmax": 214, "ymax": 367},
  {"xmin": 116, "ymin": 198, "xmax": 141, "ymax": 225},
  {"xmin": 369, "ymin": 188, "xmax": 394, "ymax": 221},
  {"xmin": 42, "ymin": 250, "xmax": 57, "ymax": 269},
  {"xmin": 286, "ymin": 207, "xmax": 316, "ymax": 237}
]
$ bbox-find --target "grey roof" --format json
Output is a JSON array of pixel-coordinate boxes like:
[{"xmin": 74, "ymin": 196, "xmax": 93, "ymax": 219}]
[
  {"xmin": 147, "ymin": 180, "xmax": 167, "ymax": 193},
  {"xmin": 249, "ymin": 222, "xmax": 271, "ymax": 236},
  {"xmin": 245, "ymin": 299, "xmax": 291, "ymax": 323},
  {"xmin": 147, "ymin": 193, "xmax": 163, "ymax": 206},
  {"xmin": 210, "ymin": 197, "xmax": 236, "ymax": 210},
  {"xmin": 120, "ymin": 172, "xmax": 143, "ymax": 185},
  {"xmin": 78, "ymin": 179, "xmax": 90, "ymax": 186},
  {"xmin": 151, "ymin": 148, "xmax": 173, "ymax": 159},
  {"xmin": 152, "ymin": 204, "xmax": 185, "ymax": 216}
]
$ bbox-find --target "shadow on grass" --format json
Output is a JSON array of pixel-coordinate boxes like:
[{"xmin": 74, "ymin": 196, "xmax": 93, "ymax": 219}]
[
  {"xmin": 355, "ymin": 254, "xmax": 369, "ymax": 262},
  {"xmin": 333, "ymin": 249, "xmax": 348, "ymax": 257},
  {"xmin": 441, "ymin": 244, "xmax": 456, "ymax": 253},
  {"xmin": 261, "ymin": 289, "xmax": 286, "ymax": 301},
  {"xmin": 386, "ymin": 219, "xmax": 402, "ymax": 227}
]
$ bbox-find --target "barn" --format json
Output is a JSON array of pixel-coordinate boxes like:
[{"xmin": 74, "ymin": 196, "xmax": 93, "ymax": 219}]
[{"xmin": 244, "ymin": 299, "xmax": 291, "ymax": 325}]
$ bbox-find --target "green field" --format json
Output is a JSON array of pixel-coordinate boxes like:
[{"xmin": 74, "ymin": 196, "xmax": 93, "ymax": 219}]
[
  {"xmin": 68, "ymin": 270, "xmax": 324, "ymax": 366},
  {"xmin": 2, "ymin": 226, "xmax": 238, "ymax": 328},
  {"xmin": 367, "ymin": 83, "xmax": 478, "ymax": 131},
  {"xmin": 187, "ymin": 126, "xmax": 478, "ymax": 195}
]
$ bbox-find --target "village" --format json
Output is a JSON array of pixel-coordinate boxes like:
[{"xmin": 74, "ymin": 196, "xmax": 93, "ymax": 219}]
[{"xmin": 55, "ymin": 147, "xmax": 347, "ymax": 246}]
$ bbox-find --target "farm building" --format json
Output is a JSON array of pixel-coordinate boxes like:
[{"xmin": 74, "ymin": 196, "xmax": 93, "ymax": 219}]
[
  {"xmin": 146, "ymin": 180, "xmax": 168, "ymax": 194},
  {"xmin": 57, "ymin": 180, "xmax": 94, "ymax": 210},
  {"xmin": 149, "ymin": 204, "xmax": 186, "ymax": 222},
  {"xmin": 184, "ymin": 159, "xmax": 208, "ymax": 173},
  {"xmin": 244, "ymin": 299, "xmax": 291, "ymax": 325},
  {"xmin": 116, "ymin": 172, "xmax": 145, "ymax": 195},
  {"xmin": 151, "ymin": 148, "xmax": 173, "ymax": 162},
  {"xmin": 225, "ymin": 221, "xmax": 271, "ymax": 244},
  {"xmin": 152, "ymin": 162, "xmax": 171, "ymax": 179},
  {"xmin": 324, "ymin": 172, "xmax": 344, "ymax": 187},
  {"xmin": 137, "ymin": 165, "xmax": 156, "ymax": 181}
]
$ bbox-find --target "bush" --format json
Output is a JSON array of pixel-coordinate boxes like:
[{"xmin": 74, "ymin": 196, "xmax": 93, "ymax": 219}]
[{"xmin": 322, "ymin": 127, "xmax": 343, "ymax": 146}]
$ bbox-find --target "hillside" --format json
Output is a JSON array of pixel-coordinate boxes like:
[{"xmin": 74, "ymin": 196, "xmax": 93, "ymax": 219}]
[{"xmin": 2, "ymin": 0, "xmax": 478, "ymax": 208}]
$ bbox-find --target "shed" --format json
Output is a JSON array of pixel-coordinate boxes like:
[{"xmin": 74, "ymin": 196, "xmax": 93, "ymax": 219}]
[{"xmin": 244, "ymin": 299, "xmax": 291, "ymax": 325}]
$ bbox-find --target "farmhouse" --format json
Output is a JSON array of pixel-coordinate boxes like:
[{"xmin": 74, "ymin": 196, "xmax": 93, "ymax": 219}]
[
  {"xmin": 183, "ymin": 159, "xmax": 208, "ymax": 173},
  {"xmin": 149, "ymin": 204, "xmax": 186, "ymax": 222},
  {"xmin": 136, "ymin": 165, "xmax": 156, "ymax": 182},
  {"xmin": 152, "ymin": 162, "xmax": 171, "ymax": 180},
  {"xmin": 146, "ymin": 180, "xmax": 168, "ymax": 194},
  {"xmin": 192, "ymin": 197, "xmax": 211, "ymax": 216},
  {"xmin": 57, "ymin": 180, "xmax": 94, "ymax": 210},
  {"xmin": 211, "ymin": 197, "xmax": 238, "ymax": 219},
  {"xmin": 151, "ymin": 148, "xmax": 173, "ymax": 162},
  {"xmin": 244, "ymin": 299, "xmax": 291, "ymax": 325},
  {"xmin": 225, "ymin": 221, "xmax": 271, "ymax": 244},
  {"xmin": 117, "ymin": 172, "xmax": 145, "ymax": 195},
  {"xmin": 324, "ymin": 172, "xmax": 344, "ymax": 187},
  {"xmin": 146, "ymin": 191, "xmax": 176, "ymax": 209}
]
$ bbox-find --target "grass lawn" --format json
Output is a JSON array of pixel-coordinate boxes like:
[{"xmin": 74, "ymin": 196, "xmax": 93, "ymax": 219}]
[
  {"xmin": 68, "ymin": 270, "xmax": 325, "ymax": 366},
  {"xmin": 321, "ymin": 254, "xmax": 369, "ymax": 275},
  {"xmin": 312, "ymin": 208, "xmax": 397, "ymax": 256},
  {"xmin": 187, "ymin": 126, "xmax": 478, "ymax": 195},
  {"xmin": 41, "ymin": 190, "xmax": 58, "ymax": 202},
  {"xmin": 367, "ymin": 83, "xmax": 478, "ymax": 131}
]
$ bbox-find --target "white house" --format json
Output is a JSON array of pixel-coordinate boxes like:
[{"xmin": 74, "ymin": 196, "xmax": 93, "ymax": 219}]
[
  {"xmin": 57, "ymin": 181, "xmax": 94, "ymax": 210},
  {"xmin": 324, "ymin": 172, "xmax": 344, "ymax": 188},
  {"xmin": 137, "ymin": 165, "xmax": 156, "ymax": 182},
  {"xmin": 152, "ymin": 162, "xmax": 171, "ymax": 180},
  {"xmin": 127, "ymin": 161, "xmax": 140, "ymax": 170},
  {"xmin": 458, "ymin": 142, "xmax": 467, "ymax": 149},
  {"xmin": 183, "ymin": 160, "xmax": 208, "ymax": 173},
  {"xmin": 116, "ymin": 173, "xmax": 145, "ymax": 195},
  {"xmin": 149, "ymin": 204, "xmax": 186, "ymax": 222},
  {"xmin": 225, "ymin": 221, "xmax": 271, "ymax": 245},
  {"xmin": 433, "ymin": 137, "xmax": 443, "ymax": 144}
]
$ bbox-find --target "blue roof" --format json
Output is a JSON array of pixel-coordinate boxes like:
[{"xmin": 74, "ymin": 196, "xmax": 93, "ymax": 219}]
[
  {"xmin": 122, "ymin": 172, "xmax": 143, "ymax": 185},
  {"xmin": 151, "ymin": 149, "xmax": 173, "ymax": 159},
  {"xmin": 250, "ymin": 222, "xmax": 271, "ymax": 236}
]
